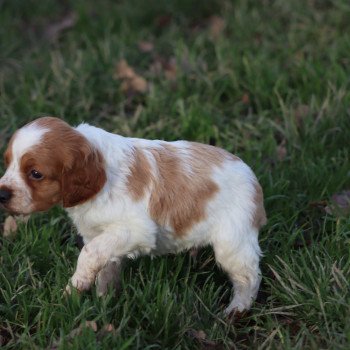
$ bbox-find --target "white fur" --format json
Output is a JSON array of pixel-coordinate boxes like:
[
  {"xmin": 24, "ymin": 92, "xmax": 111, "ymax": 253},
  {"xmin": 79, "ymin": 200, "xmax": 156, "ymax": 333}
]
[{"xmin": 0, "ymin": 123, "xmax": 49, "ymax": 214}]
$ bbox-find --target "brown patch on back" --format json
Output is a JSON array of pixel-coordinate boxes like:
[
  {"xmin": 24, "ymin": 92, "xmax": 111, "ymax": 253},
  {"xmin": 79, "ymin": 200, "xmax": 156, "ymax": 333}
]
[
  {"xmin": 189, "ymin": 142, "xmax": 241, "ymax": 164},
  {"xmin": 252, "ymin": 183, "xmax": 267, "ymax": 229},
  {"xmin": 126, "ymin": 147, "xmax": 152, "ymax": 201},
  {"xmin": 20, "ymin": 117, "xmax": 106, "ymax": 211},
  {"xmin": 148, "ymin": 142, "xmax": 226, "ymax": 236}
]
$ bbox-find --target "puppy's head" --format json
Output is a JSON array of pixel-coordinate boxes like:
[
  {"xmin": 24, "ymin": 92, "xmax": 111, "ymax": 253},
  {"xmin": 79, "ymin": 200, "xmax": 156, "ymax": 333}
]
[{"xmin": 0, "ymin": 117, "xmax": 106, "ymax": 215}]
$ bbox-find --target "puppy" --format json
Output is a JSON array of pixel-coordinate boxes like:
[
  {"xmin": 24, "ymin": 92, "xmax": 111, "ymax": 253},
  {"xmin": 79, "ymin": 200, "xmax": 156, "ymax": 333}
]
[{"xmin": 0, "ymin": 117, "xmax": 266, "ymax": 314}]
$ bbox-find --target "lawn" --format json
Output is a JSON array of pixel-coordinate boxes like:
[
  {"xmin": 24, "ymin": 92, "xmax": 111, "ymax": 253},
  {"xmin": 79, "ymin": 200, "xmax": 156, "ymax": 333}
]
[{"xmin": 1, "ymin": 0, "xmax": 350, "ymax": 348}]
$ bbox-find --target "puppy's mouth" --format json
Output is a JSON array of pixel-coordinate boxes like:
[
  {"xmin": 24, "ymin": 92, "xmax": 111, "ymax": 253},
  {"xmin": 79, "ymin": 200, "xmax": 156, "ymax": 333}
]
[{"xmin": 0, "ymin": 202, "xmax": 28, "ymax": 216}]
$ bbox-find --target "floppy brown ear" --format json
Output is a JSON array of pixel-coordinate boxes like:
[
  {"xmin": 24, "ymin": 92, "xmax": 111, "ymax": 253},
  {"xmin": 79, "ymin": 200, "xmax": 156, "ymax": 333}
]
[{"xmin": 62, "ymin": 144, "xmax": 107, "ymax": 208}]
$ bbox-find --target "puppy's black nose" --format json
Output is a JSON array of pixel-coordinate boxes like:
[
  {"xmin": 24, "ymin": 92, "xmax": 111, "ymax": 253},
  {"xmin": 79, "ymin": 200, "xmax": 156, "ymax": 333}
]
[{"xmin": 0, "ymin": 189, "xmax": 12, "ymax": 204}]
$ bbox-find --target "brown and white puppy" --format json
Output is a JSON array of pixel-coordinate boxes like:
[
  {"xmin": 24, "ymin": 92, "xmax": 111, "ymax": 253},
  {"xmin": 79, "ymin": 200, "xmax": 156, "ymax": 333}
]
[{"xmin": 0, "ymin": 117, "xmax": 266, "ymax": 314}]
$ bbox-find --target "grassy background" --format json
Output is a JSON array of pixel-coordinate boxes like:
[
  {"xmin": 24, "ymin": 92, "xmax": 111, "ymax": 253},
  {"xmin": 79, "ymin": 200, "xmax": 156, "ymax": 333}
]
[{"xmin": 1, "ymin": 0, "xmax": 350, "ymax": 348}]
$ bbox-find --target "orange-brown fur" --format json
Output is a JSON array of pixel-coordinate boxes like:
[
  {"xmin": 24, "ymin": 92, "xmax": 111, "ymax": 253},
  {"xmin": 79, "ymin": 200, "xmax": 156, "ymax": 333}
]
[
  {"xmin": 126, "ymin": 147, "xmax": 152, "ymax": 201},
  {"xmin": 15, "ymin": 117, "xmax": 107, "ymax": 211},
  {"xmin": 148, "ymin": 144, "xmax": 222, "ymax": 236},
  {"xmin": 127, "ymin": 142, "xmax": 242, "ymax": 236},
  {"xmin": 189, "ymin": 142, "xmax": 240, "ymax": 164},
  {"xmin": 21, "ymin": 149, "xmax": 62, "ymax": 211}
]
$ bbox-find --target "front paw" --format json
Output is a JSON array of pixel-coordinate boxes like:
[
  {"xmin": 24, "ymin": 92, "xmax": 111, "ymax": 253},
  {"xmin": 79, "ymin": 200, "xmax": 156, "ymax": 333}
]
[{"xmin": 65, "ymin": 273, "xmax": 94, "ymax": 295}]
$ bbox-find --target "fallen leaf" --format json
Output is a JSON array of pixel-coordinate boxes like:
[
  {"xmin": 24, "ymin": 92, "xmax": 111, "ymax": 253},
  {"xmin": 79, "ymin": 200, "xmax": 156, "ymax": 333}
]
[
  {"xmin": 149, "ymin": 56, "xmax": 177, "ymax": 81},
  {"xmin": 84, "ymin": 321, "xmax": 98, "ymax": 332},
  {"xmin": 2, "ymin": 215, "xmax": 30, "ymax": 237},
  {"xmin": 138, "ymin": 41, "xmax": 154, "ymax": 53},
  {"xmin": 102, "ymin": 324, "xmax": 114, "ymax": 332},
  {"xmin": 44, "ymin": 12, "xmax": 77, "ymax": 42},
  {"xmin": 189, "ymin": 329, "xmax": 206, "ymax": 340},
  {"xmin": 154, "ymin": 14, "xmax": 172, "ymax": 29},
  {"xmin": 3, "ymin": 216, "xmax": 17, "ymax": 237},
  {"xmin": 149, "ymin": 60, "xmax": 163, "ymax": 76},
  {"xmin": 96, "ymin": 323, "xmax": 116, "ymax": 340},
  {"xmin": 187, "ymin": 329, "xmax": 221, "ymax": 349},
  {"xmin": 241, "ymin": 93, "xmax": 250, "ymax": 104},
  {"xmin": 294, "ymin": 104, "xmax": 311, "ymax": 127},
  {"xmin": 209, "ymin": 15, "xmax": 226, "ymax": 39},
  {"xmin": 325, "ymin": 190, "xmax": 350, "ymax": 216},
  {"xmin": 50, "ymin": 320, "xmax": 98, "ymax": 349},
  {"xmin": 163, "ymin": 57, "xmax": 177, "ymax": 81},
  {"xmin": 309, "ymin": 200, "xmax": 327, "ymax": 209},
  {"xmin": 121, "ymin": 75, "xmax": 148, "ymax": 93},
  {"xmin": 226, "ymin": 309, "xmax": 247, "ymax": 323},
  {"xmin": 114, "ymin": 59, "xmax": 148, "ymax": 94},
  {"xmin": 20, "ymin": 214, "xmax": 30, "ymax": 224},
  {"xmin": 294, "ymin": 50, "xmax": 305, "ymax": 63},
  {"xmin": 276, "ymin": 139, "xmax": 287, "ymax": 161},
  {"xmin": 115, "ymin": 59, "xmax": 136, "ymax": 80}
]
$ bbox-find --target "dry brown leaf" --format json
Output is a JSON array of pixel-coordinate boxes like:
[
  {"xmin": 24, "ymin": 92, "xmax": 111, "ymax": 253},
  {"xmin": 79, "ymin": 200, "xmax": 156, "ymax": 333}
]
[
  {"xmin": 3, "ymin": 215, "xmax": 30, "ymax": 237},
  {"xmin": 276, "ymin": 139, "xmax": 287, "ymax": 161},
  {"xmin": 120, "ymin": 76, "xmax": 148, "ymax": 93},
  {"xmin": 115, "ymin": 60, "xmax": 148, "ymax": 94},
  {"xmin": 138, "ymin": 41, "xmax": 154, "ymax": 53},
  {"xmin": 96, "ymin": 323, "xmax": 116, "ymax": 339},
  {"xmin": 44, "ymin": 12, "xmax": 77, "ymax": 42},
  {"xmin": 209, "ymin": 15, "xmax": 226, "ymax": 39},
  {"xmin": 325, "ymin": 190, "xmax": 350, "ymax": 216},
  {"xmin": 187, "ymin": 329, "xmax": 221, "ymax": 349},
  {"xmin": 50, "ymin": 320, "xmax": 98, "ymax": 349},
  {"xmin": 102, "ymin": 324, "xmax": 114, "ymax": 332},
  {"xmin": 149, "ymin": 56, "xmax": 177, "ymax": 81},
  {"xmin": 115, "ymin": 59, "xmax": 136, "ymax": 80},
  {"xmin": 164, "ymin": 57, "xmax": 177, "ymax": 81},
  {"xmin": 309, "ymin": 200, "xmax": 327, "ymax": 209},
  {"xmin": 294, "ymin": 104, "xmax": 311, "ymax": 127},
  {"xmin": 3, "ymin": 216, "xmax": 17, "ymax": 237},
  {"xmin": 84, "ymin": 320, "xmax": 98, "ymax": 332},
  {"xmin": 189, "ymin": 329, "xmax": 206, "ymax": 340},
  {"xmin": 294, "ymin": 50, "xmax": 305, "ymax": 63},
  {"xmin": 149, "ymin": 60, "xmax": 163, "ymax": 76},
  {"xmin": 154, "ymin": 14, "xmax": 172, "ymax": 29},
  {"xmin": 241, "ymin": 93, "xmax": 250, "ymax": 104},
  {"xmin": 129, "ymin": 76, "xmax": 148, "ymax": 93}
]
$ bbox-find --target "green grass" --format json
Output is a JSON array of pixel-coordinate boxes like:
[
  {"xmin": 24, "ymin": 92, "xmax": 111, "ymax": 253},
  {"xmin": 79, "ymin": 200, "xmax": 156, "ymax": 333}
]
[{"xmin": 1, "ymin": 0, "xmax": 350, "ymax": 348}]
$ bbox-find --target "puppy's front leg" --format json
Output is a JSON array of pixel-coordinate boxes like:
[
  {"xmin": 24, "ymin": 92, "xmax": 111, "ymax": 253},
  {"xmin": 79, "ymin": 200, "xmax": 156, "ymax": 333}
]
[{"xmin": 65, "ymin": 231, "xmax": 131, "ymax": 294}]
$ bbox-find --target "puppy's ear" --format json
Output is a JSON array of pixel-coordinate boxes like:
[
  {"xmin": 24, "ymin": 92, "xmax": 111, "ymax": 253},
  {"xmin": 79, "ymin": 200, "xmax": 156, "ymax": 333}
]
[{"xmin": 62, "ymin": 143, "xmax": 106, "ymax": 208}]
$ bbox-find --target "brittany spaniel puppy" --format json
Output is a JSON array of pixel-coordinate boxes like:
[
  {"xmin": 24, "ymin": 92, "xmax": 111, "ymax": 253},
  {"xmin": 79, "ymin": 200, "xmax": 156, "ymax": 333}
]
[{"xmin": 0, "ymin": 117, "xmax": 266, "ymax": 314}]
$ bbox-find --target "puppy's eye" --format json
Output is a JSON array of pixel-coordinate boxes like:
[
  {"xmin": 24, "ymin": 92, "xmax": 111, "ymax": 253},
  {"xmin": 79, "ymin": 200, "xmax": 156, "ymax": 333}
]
[{"xmin": 29, "ymin": 170, "xmax": 44, "ymax": 180}]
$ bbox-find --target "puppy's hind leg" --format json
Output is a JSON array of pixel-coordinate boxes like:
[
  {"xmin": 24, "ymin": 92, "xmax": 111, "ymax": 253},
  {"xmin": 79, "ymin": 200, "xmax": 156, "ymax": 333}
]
[
  {"xmin": 96, "ymin": 258, "xmax": 123, "ymax": 296},
  {"xmin": 213, "ymin": 227, "xmax": 262, "ymax": 315}
]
